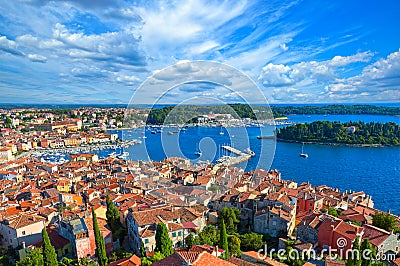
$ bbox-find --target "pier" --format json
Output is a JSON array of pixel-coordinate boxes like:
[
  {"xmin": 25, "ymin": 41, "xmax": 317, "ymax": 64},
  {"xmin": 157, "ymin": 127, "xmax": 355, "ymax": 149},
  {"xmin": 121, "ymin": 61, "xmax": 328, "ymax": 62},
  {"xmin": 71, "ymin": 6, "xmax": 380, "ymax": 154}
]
[
  {"xmin": 221, "ymin": 145, "xmax": 246, "ymax": 156},
  {"xmin": 216, "ymin": 145, "xmax": 252, "ymax": 166}
]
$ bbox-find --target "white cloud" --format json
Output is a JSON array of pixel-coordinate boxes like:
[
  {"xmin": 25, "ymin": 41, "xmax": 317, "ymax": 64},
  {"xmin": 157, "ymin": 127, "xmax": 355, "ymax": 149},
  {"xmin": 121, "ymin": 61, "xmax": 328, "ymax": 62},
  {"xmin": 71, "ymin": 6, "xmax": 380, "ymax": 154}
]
[
  {"xmin": 263, "ymin": 50, "xmax": 400, "ymax": 103},
  {"xmin": 259, "ymin": 51, "xmax": 374, "ymax": 87},
  {"xmin": 322, "ymin": 49, "xmax": 400, "ymax": 101},
  {"xmin": 0, "ymin": 36, "xmax": 24, "ymax": 56},
  {"xmin": 27, "ymin": 53, "xmax": 47, "ymax": 62},
  {"xmin": 190, "ymin": 40, "xmax": 219, "ymax": 55},
  {"xmin": 0, "ymin": 0, "xmax": 397, "ymax": 103}
]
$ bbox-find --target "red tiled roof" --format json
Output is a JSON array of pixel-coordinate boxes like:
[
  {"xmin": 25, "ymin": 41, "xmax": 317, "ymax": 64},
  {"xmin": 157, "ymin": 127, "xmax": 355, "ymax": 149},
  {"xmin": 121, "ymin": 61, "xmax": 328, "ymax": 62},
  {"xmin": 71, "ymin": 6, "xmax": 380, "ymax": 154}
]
[
  {"xmin": 228, "ymin": 256, "xmax": 258, "ymax": 266},
  {"xmin": 151, "ymin": 253, "xmax": 186, "ymax": 266},
  {"xmin": 108, "ymin": 254, "xmax": 141, "ymax": 266},
  {"xmin": 362, "ymin": 224, "xmax": 391, "ymax": 247},
  {"xmin": 31, "ymin": 226, "xmax": 69, "ymax": 250},
  {"xmin": 192, "ymin": 251, "xmax": 235, "ymax": 265},
  {"xmin": 182, "ymin": 221, "xmax": 197, "ymax": 229}
]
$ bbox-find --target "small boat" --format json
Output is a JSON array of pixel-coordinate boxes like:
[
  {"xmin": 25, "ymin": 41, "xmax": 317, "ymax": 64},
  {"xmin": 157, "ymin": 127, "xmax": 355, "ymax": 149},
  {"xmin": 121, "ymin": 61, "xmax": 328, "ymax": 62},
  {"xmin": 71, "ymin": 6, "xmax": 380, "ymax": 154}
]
[
  {"xmin": 150, "ymin": 130, "xmax": 156, "ymax": 134},
  {"xmin": 257, "ymin": 135, "xmax": 275, "ymax": 139},
  {"xmin": 244, "ymin": 147, "xmax": 255, "ymax": 156},
  {"xmin": 195, "ymin": 151, "xmax": 202, "ymax": 156},
  {"xmin": 300, "ymin": 142, "xmax": 308, "ymax": 158},
  {"xmin": 219, "ymin": 127, "xmax": 224, "ymax": 135},
  {"xmin": 167, "ymin": 131, "xmax": 174, "ymax": 135}
]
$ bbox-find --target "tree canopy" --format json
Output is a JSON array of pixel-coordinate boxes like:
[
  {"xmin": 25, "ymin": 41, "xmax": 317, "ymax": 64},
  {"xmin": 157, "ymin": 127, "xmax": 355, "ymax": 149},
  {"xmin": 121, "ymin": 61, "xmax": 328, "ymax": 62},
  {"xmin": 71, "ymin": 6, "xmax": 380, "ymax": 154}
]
[
  {"xmin": 372, "ymin": 211, "xmax": 399, "ymax": 232},
  {"xmin": 239, "ymin": 232, "xmax": 264, "ymax": 251},
  {"xmin": 16, "ymin": 248, "xmax": 43, "ymax": 266},
  {"xmin": 42, "ymin": 228, "xmax": 58, "ymax": 266},
  {"xmin": 219, "ymin": 218, "xmax": 229, "ymax": 259},
  {"xmin": 92, "ymin": 207, "xmax": 108, "ymax": 266},
  {"xmin": 155, "ymin": 222, "xmax": 173, "ymax": 257},
  {"xmin": 219, "ymin": 207, "xmax": 241, "ymax": 235},
  {"xmin": 278, "ymin": 121, "xmax": 399, "ymax": 145}
]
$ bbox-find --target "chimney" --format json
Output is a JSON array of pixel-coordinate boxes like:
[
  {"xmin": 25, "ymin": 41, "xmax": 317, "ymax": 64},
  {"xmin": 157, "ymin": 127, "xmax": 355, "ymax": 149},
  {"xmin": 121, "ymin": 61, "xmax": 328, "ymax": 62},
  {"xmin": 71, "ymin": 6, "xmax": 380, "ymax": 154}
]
[{"xmin": 215, "ymin": 245, "xmax": 219, "ymax": 257}]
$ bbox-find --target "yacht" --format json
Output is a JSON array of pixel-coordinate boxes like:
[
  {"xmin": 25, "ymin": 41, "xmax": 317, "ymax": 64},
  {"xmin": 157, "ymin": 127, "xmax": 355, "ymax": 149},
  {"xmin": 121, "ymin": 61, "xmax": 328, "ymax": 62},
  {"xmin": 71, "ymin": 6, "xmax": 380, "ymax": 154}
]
[{"xmin": 299, "ymin": 142, "xmax": 308, "ymax": 158}]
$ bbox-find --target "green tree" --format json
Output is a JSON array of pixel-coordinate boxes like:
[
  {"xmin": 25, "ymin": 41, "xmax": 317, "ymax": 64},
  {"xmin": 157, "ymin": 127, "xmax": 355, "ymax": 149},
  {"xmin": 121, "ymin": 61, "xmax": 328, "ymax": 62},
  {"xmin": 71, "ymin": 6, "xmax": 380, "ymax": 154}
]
[
  {"xmin": 142, "ymin": 251, "xmax": 165, "ymax": 265},
  {"xmin": 346, "ymin": 237, "xmax": 361, "ymax": 266},
  {"xmin": 328, "ymin": 207, "xmax": 339, "ymax": 217},
  {"xmin": 109, "ymin": 248, "xmax": 132, "ymax": 262},
  {"xmin": 219, "ymin": 219, "xmax": 229, "ymax": 259},
  {"xmin": 220, "ymin": 207, "xmax": 240, "ymax": 235},
  {"xmin": 42, "ymin": 228, "xmax": 58, "ymax": 266},
  {"xmin": 360, "ymin": 239, "xmax": 375, "ymax": 266},
  {"xmin": 239, "ymin": 232, "xmax": 264, "ymax": 251},
  {"xmin": 228, "ymin": 235, "xmax": 241, "ymax": 257},
  {"xmin": 78, "ymin": 257, "xmax": 97, "ymax": 266},
  {"xmin": 198, "ymin": 225, "xmax": 217, "ymax": 246},
  {"xmin": 372, "ymin": 212, "xmax": 397, "ymax": 231},
  {"xmin": 16, "ymin": 248, "xmax": 43, "ymax": 266},
  {"xmin": 186, "ymin": 233, "xmax": 195, "ymax": 250},
  {"xmin": 59, "ymin": 257, "xmax": 78, "ymax": 266},
  {"xmin": 106, "ymin": 195, "xmax": 120, "ymax": 231},
  {"xmin": 140, "ymin": 241, "xmax": 146, "ymax": 258},
  {"xmin": 0, "ymin": 255, "xmax": 11, "ymax": 266},
  {"xmin": 92, "ymin": 208, "xmax": 108, "ymax": 266},
  {"xmin": 155, "ymin": 223, "xmax": 173, "ymax": 257}
]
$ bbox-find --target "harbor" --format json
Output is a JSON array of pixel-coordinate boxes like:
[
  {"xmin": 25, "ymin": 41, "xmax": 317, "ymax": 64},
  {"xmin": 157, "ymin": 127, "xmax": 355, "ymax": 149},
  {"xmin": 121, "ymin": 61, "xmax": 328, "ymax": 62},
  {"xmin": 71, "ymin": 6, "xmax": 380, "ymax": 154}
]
[{"xmin": 30, "ymin": 138, "xmax": 142, "ymax": 163}]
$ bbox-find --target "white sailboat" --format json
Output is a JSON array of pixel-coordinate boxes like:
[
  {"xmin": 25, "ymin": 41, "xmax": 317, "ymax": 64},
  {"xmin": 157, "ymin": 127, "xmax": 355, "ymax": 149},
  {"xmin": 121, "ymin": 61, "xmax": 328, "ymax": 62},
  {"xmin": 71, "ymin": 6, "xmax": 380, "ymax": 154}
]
[
  {"xmin": 300, "ymin": 142, "xmax": 308, "ymax": 158},
  {"xmin": 194, "ymin": 142, "xmax": 202, "ymax": 156}
]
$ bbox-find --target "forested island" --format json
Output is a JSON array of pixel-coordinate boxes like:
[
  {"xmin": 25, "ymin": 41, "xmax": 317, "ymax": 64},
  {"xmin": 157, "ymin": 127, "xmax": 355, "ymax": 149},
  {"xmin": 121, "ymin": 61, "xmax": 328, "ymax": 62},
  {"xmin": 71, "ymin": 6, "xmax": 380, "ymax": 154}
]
[
  {"xmin": 146, "ymin": 104, "xmax": 400, "ymax": 125},
  {"xmin": 277, "ymin": 121, "xmax": 400, "ymax": 146},
  {"xmin": 271, "ymin": 104, "xmax": 400, "ymax": 116}
]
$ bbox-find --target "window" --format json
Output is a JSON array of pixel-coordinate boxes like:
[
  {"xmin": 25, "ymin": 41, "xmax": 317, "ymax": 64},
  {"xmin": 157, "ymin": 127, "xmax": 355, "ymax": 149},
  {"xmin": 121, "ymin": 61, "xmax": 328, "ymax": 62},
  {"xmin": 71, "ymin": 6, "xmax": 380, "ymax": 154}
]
[
  {"xmin": 145, "ymin": 239, "xmax": 149, "ymax": 244},
  {"xmin": 172, "ymin": 232, "xmax": 176, "ymax": 237},
  {"xmin": 22, "ymin": 231, "xmax": 26, "ymax": 235},
  {"xmin": 310, "ymin": 203, "xmax": 313, "ymax": 206},
  {"xmin": 178, "ymin": 231, "xmax": 182, "ymax": 236}
]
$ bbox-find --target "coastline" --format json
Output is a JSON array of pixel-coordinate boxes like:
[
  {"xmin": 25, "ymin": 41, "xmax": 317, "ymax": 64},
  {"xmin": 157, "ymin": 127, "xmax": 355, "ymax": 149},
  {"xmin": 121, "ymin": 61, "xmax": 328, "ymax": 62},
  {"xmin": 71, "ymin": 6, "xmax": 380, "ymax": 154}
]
[{"xmin": 276, "ymin": 138, "xmax": 399, "ymax": 147}]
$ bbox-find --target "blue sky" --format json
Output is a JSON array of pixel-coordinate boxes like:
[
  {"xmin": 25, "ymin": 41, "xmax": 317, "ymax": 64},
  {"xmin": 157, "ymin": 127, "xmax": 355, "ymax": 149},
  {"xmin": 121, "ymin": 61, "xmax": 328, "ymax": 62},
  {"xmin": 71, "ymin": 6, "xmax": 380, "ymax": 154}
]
[{"xmin": 0, "ymin": 0, "xmax": 399, "ymax": 104}]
